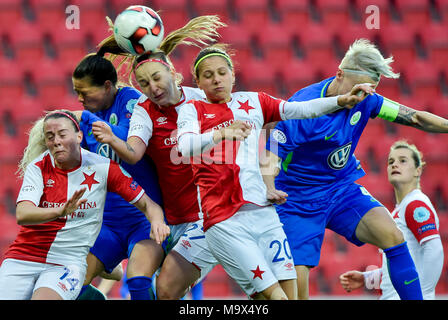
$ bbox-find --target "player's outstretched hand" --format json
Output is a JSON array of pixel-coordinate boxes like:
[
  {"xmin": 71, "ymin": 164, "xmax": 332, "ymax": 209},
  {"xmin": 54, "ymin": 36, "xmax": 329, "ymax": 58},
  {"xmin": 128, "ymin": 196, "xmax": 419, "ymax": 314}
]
[
  {"xmin": 92, "ymin": 121, "xmax": 114, "ymax": 144},
  {"xmin": 337, "ymin": 83, "xmax": 375, "ymax": 109},
  {"xmin": 60, "ymin": 188, "xmax": 87, "ymax": 218},
  {"xmin": 339, "ymin": 270, "xmax": 365, "ymax": 293},
  {"xmin": 267, "ymin": 188, "xmax": 288, "ymax": 205},
  {"xmin": 214, "ymin": 120, "xmax": 252, "ymax": 143},
  {"xmin": 150, "ymin": 222, "xmax": 171, "ymax": 245}
]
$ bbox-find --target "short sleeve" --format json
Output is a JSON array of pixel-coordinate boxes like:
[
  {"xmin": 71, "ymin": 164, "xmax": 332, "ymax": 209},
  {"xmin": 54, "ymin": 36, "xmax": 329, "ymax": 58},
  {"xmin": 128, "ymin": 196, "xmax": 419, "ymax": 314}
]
[
  {"xmin": 258, "ymin": 92, "xmax": 283, "ymax": 123},
  {"xmin": 128, "ymin": 103, "xmax": 153, "ymax": 145},
  {"xmin": 107, "ymin": 161, "xmax": 144, "ymax": 204},
  {"xmin": 404, "ymin": 200, "xmax": 439, "ymax": 244},
  {"xmin": 177, "ymin": 102, "xmax": 200, "ymax": 138},
  {"xmin": 17, "ymin": 162, "xmax": 44, "ymax": 206}
]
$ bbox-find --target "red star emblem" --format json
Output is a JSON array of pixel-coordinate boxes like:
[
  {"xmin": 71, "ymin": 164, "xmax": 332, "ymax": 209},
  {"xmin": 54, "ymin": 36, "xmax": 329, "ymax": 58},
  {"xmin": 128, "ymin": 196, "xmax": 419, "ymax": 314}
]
[
  {"xmin": 238, "ymin": 100, "xmax": 255, "ymax": 114},
  {"xmin": 80, "ymin": 172, "xmax": 100, "ymax": 191},
  {"xmin": 251, "ymin": 265, "xmax": 265, "ymax": 280}
]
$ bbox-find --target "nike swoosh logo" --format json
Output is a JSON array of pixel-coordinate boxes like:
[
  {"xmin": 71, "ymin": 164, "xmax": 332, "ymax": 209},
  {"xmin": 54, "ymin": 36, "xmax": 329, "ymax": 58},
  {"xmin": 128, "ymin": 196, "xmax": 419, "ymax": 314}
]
[
  {"xmin": 404, "ymin": 277, "xmax": 419, "ymax": 285},
  {"xmin": 324, "ymin": 131, "xmax": 337, "ymax": 141}
]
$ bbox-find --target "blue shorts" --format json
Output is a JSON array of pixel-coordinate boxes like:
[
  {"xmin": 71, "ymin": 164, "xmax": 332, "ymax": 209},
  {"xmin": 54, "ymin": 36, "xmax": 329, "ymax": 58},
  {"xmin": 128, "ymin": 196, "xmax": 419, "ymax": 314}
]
[
  {"xmin": 90, "ymin": 219, "xmax": 154, "ymax": 274},
  {"xmin": 277, "ymin": 182, "xmax": 383, "ymax": 267}
]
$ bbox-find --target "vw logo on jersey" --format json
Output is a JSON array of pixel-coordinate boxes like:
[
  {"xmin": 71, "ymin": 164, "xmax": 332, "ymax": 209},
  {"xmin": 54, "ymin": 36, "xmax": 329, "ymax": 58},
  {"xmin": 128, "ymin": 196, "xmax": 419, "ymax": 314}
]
[
  {"xmin": 109, "ymin": 113, "xmax": 118, "ymax": 126},
  {"xmin": 97, "ymin": 143, "xmax": 121, "ymax": 163},
  {"xmin": 327, "ymin": 142, "xmax": 352, "ymax": 170},
  {"xmin": 350, "ymin": 111, "xmax": 361, "ymax": 125}
]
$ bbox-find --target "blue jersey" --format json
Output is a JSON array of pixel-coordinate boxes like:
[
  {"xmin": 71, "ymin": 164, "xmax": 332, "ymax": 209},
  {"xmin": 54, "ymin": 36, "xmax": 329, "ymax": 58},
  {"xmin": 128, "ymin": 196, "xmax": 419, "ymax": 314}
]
[
  {"xmin": 267, "ymin": 77, "xmax": 384, "ymax": 200},
  {"xmin": 80, "ymin": 87, "xmax": 162, "ymax": 226}
]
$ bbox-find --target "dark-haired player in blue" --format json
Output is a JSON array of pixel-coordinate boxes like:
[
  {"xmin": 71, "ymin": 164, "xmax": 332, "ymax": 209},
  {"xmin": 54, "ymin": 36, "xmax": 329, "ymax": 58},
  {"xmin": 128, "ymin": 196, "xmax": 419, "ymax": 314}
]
[
  {"xmin": 71, "ymin": 53, "xmax": 165, "ymax": 300},
  {"xmin": 262, "ymin": 39, "xmax": 448, "ymax": 300}
]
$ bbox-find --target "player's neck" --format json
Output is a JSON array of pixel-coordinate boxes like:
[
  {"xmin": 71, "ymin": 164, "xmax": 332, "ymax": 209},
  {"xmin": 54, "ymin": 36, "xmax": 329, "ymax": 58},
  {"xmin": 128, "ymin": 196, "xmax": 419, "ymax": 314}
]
[
  {"xmin": 325, "ymin": 79, "xmax": 338, "ymax": 97},
  {"xmin": 394, "ymin": 183, "xmax": 419, "ymax": 204}
]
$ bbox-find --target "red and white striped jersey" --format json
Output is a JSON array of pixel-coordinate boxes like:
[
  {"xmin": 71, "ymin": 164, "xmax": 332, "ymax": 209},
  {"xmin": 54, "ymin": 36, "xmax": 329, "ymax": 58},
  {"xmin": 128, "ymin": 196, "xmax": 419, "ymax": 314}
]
[
  {"xmin": 5, "ymin": 148, "xmax": 144, "ymax": 266},
  {"xmin": 177, "ymin": 91, "xmax": 285, "ymax": 231},
  {"xmin": 380, "ymin": 189, "xmax": 442, "ymax": 299},
  {"xmin": 128, "ymin": 86, "xmax": 205, "ymax": 225}
]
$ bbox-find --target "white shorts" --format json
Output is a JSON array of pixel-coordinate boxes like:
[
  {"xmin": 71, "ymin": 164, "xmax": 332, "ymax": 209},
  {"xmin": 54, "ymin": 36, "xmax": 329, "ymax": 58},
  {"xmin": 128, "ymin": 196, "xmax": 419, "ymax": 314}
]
[
  {"xmin": 171, "ymin": 219, "xmax": 218, "ymax": 283},
  {"xmin": 0, "ymin": 259, "xmax": 85, "ymax": 300},
  {"xmin": 205, "ymin": 205, "xmax": 297, "ymax": 297}
]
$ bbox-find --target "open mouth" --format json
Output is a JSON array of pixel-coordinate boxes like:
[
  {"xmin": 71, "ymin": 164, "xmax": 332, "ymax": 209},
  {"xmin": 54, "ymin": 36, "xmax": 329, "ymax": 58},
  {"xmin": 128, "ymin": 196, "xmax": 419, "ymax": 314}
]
[
  {"xmin": 153, "ymin": 92, "xmax": 165, "ymax": 101},
  {"xmin": 391, "ymin": 171, "xmax": 401, "ymax": 175}
]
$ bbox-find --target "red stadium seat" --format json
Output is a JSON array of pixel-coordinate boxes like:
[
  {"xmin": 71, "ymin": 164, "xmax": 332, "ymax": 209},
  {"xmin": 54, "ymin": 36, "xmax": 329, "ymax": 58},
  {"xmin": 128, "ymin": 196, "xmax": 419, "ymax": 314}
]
[
  {"xmin": 274, "ymin": 0, "xmax": 310, "ymax": 27},
  {"xmin": 0, "ymin": 57, "xmax": 26, "ymax": 105},
  {"xmin": 29, "ymin": 0, "xmax": 67, "ymax": 33},
  {"xmin": 315, "ymin": 0, "xmax": 351, "ymax": 29},
  {"xmin": 394, "ymin": 0, "xmax": 431, "ymax": 30},
  {"xmin": 151, "ymin": 0, "xmax": 190, "ymax": 31},
  {"xmin": 191, "ymin": 0, "xmax": 230, "ymax": 22},
  {"xmin": 420, "ymin": 23, "xmax": 448, "ymax": 70},
  {"xmin": 279, "ymin": 58, "xmax": 317, "ymax": 98},
  {"xmin": 402, "ymin": 60, "xmax": 441, "ymax": 102},
  {"xmin": 109, "ymin": 0, "xmax": 140, "ymax": 14},
  {"xmin": 240, "ymin": 58, "xmax": 278, "ymax": 96},
  {"xmin": 8, "ymin": 21, "xmax": 46, "ymax": 70},
  {"xmin": 51, "ymin": 28, "xmax": 88, "ymax": 73},
  {"xmin": 257, "ymin": 22, "xmax": 295, "ymax": 70},
  {"xmin": 295, "ymin": 23, "xmax": 336, "ymax": 70},
  {"xmin": 335, "ymin": 22, "xmax": 379, "ymax": 52},
  {"xmin": 30, "ymin": 58, "xmax": 71, "ymax": 108},
  {"xmin": 220, "ymin": 22, "xmax": 252, "ymax": 65},
  {"xmin": 233, "ymin": 0, "xmax": 270, "ymax": 33},
  {"xmin": 379, "ymin": 24, "xmax": 417, "ymax": 71},
  {"xmin": 0, "ymin": 1, "xmax": 23, "ymax": 34},
  {"xmin": 69, "ymin": 0, "xmax": 108, "ymax": 31},
  {"xmin": 377, "ymin": 77, "xmax": 401, "ymax": 101}
]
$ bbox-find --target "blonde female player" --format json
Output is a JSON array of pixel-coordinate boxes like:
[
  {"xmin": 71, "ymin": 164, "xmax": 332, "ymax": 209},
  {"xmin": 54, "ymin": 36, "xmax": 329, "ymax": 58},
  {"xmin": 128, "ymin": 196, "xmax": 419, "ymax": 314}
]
[
  {"xmin": 175, "ymin": 45, "xmax": 375, "ymax": 300},
  {"xmin": 0, "ymin": 110, "xmax": 169, "ymax": 300},
  {"xmin": 339, "ymin": 141, "xmax": 444, "ymax": 299},
  {"xmin": 91, "ymin": 15, "xmax": 225, "ymax": 299}
]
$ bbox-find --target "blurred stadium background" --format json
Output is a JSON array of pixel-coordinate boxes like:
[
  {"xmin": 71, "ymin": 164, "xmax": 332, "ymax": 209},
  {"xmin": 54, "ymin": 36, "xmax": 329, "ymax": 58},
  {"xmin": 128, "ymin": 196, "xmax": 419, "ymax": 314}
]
[{"xmin": 0, "ymin": 0, "xmax": 447, "ymax": 299}]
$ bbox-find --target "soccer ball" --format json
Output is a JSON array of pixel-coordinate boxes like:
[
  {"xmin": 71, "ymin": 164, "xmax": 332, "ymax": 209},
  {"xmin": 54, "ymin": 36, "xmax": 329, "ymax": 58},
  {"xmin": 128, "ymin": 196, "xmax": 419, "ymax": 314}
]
[{"xmin": 113, "ymin": 5, "xmax": 164, "ymax": 55}]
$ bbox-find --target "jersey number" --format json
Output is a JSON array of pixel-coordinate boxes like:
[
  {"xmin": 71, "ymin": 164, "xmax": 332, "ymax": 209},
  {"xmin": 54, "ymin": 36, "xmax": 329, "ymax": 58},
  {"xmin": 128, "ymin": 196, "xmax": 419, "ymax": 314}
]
[{"xmin": 270, "ymin": 239, "xmax": 292, "ymax": 263}]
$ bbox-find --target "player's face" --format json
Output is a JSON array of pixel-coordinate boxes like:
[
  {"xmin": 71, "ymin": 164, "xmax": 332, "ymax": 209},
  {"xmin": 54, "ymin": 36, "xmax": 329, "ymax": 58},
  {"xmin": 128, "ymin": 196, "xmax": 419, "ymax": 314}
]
[
  {"xmin": 135, "ymin": 62, "xmax": 179, "ymax": 107},
  {"xmin": 387, "ymin": 148, "xmax": 421, "ymax": 187},
  {"xmin": 44, "ymin": 118, "xmax": 82, "ymax": 170},
  {"xmin": 72, "ymin": 77, "xmax": 112, "ymax": 113},
  {"xmin": 195, "ymin": 56, "xmax": 234, "ymax": 104},
  {"xmin": 337, "ymin": 71, "xmax": 378, "ymax": 95}
]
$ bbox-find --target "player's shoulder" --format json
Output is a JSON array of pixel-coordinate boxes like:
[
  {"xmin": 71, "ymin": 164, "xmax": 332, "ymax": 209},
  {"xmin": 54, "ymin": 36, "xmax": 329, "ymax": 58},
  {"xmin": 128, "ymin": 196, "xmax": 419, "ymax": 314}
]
[{"xmin": 182, "ymin": 86, "xmax": 206, "ymax": 101}]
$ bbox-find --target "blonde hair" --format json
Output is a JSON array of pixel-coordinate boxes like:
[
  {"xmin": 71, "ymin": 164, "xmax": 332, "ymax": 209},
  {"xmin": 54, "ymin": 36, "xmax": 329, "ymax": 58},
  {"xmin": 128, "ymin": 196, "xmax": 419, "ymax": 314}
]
[
  {"xmin": 340, "ymin": 39, "xmax": 400, "ymax": 80},
  {"xmin": 17, "ymin": 116, "xmax": 46, "ymax": 178},
  {"xmin": 97, "ymin": 15, "xmax": 226, "ymax": 86}
]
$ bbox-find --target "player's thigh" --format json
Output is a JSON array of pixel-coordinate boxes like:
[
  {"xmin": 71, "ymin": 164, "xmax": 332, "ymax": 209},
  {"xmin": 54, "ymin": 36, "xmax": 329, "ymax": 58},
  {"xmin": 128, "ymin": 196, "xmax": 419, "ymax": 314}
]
[
  {"xmin": 277, "ymin": 201, "xmax": 327, "ymax": 267},
  {"xmin": 0, "ymin": 259, "xmax": 40, "ymax": 300},
  {"xmin": 84, "ymin": 252, "xmax": 105, "ymax": 285},
  {"xmin": 295, "ymin": 265, "xmax": 310, "ymax": 300},
  {"xmin": 205, "ymin": 212, "xmax": 280, "ymax": 297},
  {"xmin": 355, "ymin": 206, "xmax": 404, "ymax": 249},
  {"xmin": 127, "ymin": 239, "xmax": 164, "ymax": 278},
  {"xmin": 34, "ymin": 264, "xmax": 86, "ymax": 300},
  {"xmin": 171, "ymin": 220, "xmax": 219, "ymax": 283},
  {"xmin": 156, "ymin": 250, "xmax": 201, "ymax": 300},
  {"xmin": 89, "ymin": 224, "xmax": 126, "ymax": 275}
]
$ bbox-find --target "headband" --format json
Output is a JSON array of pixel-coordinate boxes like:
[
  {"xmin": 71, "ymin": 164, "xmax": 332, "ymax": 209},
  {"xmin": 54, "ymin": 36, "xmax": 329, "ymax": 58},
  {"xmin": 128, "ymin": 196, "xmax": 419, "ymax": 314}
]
[
  {"xmin": 46, "ymin": 111, "xmax": 80, "ymax": 132},
  {"xmin": 342, "ymin": 68, "xmax": 381, "ymax": 82},
  {"xmin": 193, "ymin": 52, "xmax": 233, "ymax": 74},
  {"xmin": 135, "ymin": 58, "xmax": 171, "ymax": 70}
]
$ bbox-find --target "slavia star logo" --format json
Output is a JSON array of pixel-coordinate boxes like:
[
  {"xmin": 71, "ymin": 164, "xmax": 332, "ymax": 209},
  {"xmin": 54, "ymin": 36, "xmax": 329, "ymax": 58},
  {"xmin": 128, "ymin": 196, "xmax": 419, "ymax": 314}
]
[
  {"xmin": 80, "ymin": 172, "xmax": 100, "ymax": 191},
  {"xmin": 251, "ymin": 265, "xmax": 265, "ymax": 280},
  {"xmin": 238, "ymin": 100, "xmax": 255, "ymax": 114}
]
